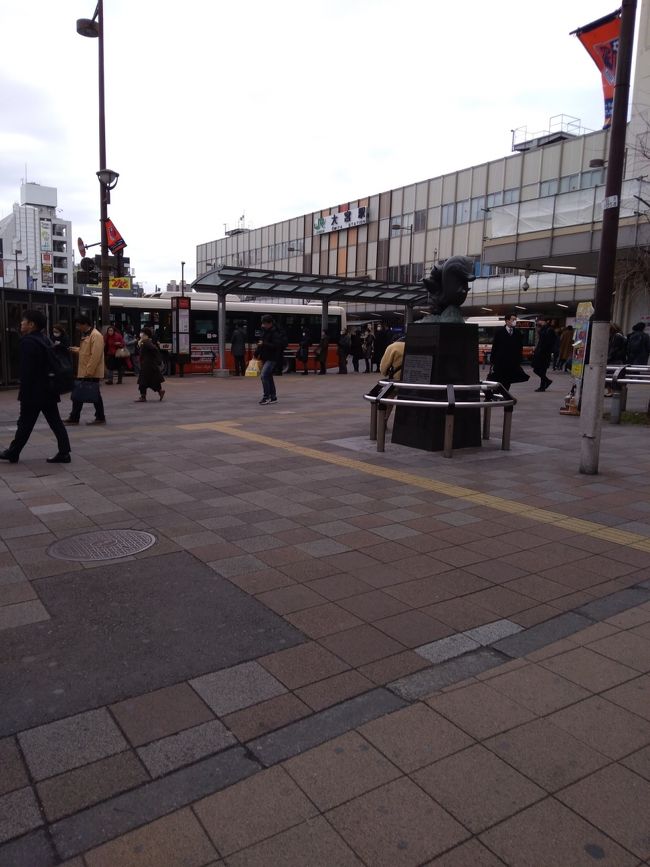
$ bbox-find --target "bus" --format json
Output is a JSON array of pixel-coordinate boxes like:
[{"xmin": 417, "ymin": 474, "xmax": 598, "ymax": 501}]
[
  {"xmin": 465, "ymin": 316, "xmax": 537, "ymax": 365},
  {"xmin": 100, "ymin": 293, "xmax": 346, "ymax": 374}
]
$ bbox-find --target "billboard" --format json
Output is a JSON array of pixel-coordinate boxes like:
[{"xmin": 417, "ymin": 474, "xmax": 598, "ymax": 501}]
[{"xmin": 573, "ymin": 11, "xmax": 621, "ymax": 129}]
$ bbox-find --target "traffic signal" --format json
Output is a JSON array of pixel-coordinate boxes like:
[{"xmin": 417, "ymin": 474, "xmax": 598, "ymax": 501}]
[{"xmin": 77, "ymin": 256, "xmax": 99, "ymax": 285}]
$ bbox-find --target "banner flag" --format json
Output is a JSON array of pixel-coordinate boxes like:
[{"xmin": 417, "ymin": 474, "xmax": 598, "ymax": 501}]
[
  {"xmin": 573, "ymin": 10, "xmax": 622, "ymax": 129},
  {"xmin": 105, "ymin": 219, "xmax": 127, "ymax": 253}
]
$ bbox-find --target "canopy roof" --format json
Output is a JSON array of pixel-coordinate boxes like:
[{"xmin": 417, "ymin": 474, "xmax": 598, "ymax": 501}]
[{"xmin": 191, "ymin": 266, "xmax": 428, "ymax": 305}]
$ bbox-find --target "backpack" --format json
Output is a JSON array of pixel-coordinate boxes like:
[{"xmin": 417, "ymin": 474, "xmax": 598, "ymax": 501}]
[
  {"xmin": 47, "ymin": 344, "xmax": 75, "ymax": 394},
  {"xmin": 626, "ymin": 331, "xmax": 644, "ymax": 362}
]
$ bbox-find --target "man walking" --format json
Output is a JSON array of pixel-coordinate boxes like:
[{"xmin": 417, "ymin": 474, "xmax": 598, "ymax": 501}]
[
  {"xmin": 0, "ymin": 309, "xmax": 71, "ymax": 464},
  {"xmin": 231, "ymin": 322, "xmax": 246, "ymax": 376},
  {"xmin": 490, "ymin": 313, "xmax": 528, "ymax": 390},
  {"xmin": 257, "ymin": 314, "xmax": 283, "ymax": 404},
  {"xmin": 532, "ymin": 314, "xmax": 556, "ymax": 392},
  {"xmin": 65, "ymin": 315, "xmax": 106, "ymax": 425}
]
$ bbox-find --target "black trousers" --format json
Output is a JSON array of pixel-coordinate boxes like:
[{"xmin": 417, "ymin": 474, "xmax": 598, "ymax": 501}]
[
  {"xmin": 233, "ymin": 355, "xmax": 246, "ymax": 376},
  {"xmin": 7, "ymin": 401, "xmax": 70, "ymax": 459},
  {"xmin": 69, "ymin": 379, "xmax": 105, "ymax": 421}
]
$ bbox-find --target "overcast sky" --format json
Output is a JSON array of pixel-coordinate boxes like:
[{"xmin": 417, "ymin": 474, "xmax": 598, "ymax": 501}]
[{"xmin": 0, "ymin": 0, "xmax": 627, "ymax": 291}]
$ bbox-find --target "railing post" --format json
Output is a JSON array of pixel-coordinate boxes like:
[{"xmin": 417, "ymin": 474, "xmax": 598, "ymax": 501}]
[
  {"xmin": 502, "ymin": 406, "xmax": 513, "ymax": 450},
  {"xmin": 443, "ymin": 384, "xmax": 455, "ymax": 458},
  {"xmin": 369, "ymin": 402, "xmax": 377, "ymax": 440},
  {"xmin": 377, "ymin": 406, "xmax": 387, "ymax": 452}
]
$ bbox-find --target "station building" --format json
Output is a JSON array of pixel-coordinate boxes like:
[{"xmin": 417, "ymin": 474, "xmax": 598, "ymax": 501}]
[{"xmin": 197, "ymin": 5, "xmax": 650, "ymax": 329}]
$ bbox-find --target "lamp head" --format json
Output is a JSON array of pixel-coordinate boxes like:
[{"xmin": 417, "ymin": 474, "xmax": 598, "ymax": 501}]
[
  {"xmin": 76, "ymin": 18, "xmax": 99, "ymax": 37},
  {"xmin": 96, "ymin": 169, "xmax": 119, "ymax": 189}
]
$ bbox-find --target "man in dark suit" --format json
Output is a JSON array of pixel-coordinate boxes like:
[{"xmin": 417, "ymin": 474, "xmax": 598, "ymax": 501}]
[
  {"xmin": 490, "ymin": 313, "xmax": 526, "ymax": 390},
  {"xmin": 0, "ymin": 309, "xmax": 71, "ymax": 464},
  {"xmin": 532, "ymin": 314, "xmax": 556, "ymax": 392}
]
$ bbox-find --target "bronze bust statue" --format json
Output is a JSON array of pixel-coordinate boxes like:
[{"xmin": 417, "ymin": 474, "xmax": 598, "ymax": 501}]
[{"xmin": 419, "ymin": 256, "xmax": 476, "ymax": 322}]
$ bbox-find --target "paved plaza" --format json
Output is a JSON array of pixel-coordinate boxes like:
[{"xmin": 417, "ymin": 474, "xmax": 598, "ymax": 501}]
[{"xmin": 0, "ymin": 367, "xmax": 650, "ymax": 866}]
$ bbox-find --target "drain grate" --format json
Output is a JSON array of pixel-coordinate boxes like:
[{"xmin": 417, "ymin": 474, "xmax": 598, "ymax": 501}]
[{"xmin": 48, "ymin": 529, "xmax": 156, "ymax": 562}]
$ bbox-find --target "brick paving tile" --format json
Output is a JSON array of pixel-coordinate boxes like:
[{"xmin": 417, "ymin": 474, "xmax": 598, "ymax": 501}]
[
  {"xmin": 426, "ymin": 681, "xmax": 535, "ymax": 743},
  {"xmin": 357, "ymin": 650, "xmax": 431, "ymax": 685},
  {"xmin": 413, "ymin": 743, "xmax": 544, "ymax": 833},
  {"xmin": 479, "ymin": 796, "xmax": 639, "ymax": 867},
  {"xmin": 383, "ymin": 576, "xmax": 459, "ymax": 608},
  {"xmin": 621, "ymin": 744, "xmax": 650, "ymax": 781},
  {"xmin": 0, "ymin": 786, "xmax": 42, "ymax": 844},
  {"xmin": 557, "ymin": 764, "xmax": 650, "ymax": 860},
  {"xmin": 254, "ymin": 584, "xmax": 325, "ymax": 614},
  {"xmin": 337, "ymin": 589, "xmax": 411, "ymax": 622},
  {"xmin": 374, "ymin": 610, "xmax": 454, "ymax": 647},
  {"xmin": 485, "ymin": 663, "xmax": 591, "ymax": 715},
  {"xmin": 0, "ymin": 581, "xmax": 37, "ymax": 606},
  {"xmin": 359, "ymin": 703, "xmax": 473, "ymax": 773},
  {"xmin": 305, "ymin": 573, "xmax": 374, "ymax": 601},
  {"xmin": 420, "ymin": 597, "xmax": 495, "ymax": 632},
  {"xmin": 538, "ymin": 646, "xmax": 640, "ymax": 692},
  {"xmin": 319, "ymin": 623, "xmax": 405, "ymax": 666},
  {"xmin": 224, "ymin": 815, "xmax": 361, "ymax": 867},
  {"xmin": 258, "ymin": 641, "xmax": 349, "ymax": 689},
  {"xmin": 607, "ymin": 606, "xmax": 650, "ymax": 628},
  {"xmin": 602, "ymin": 673, "xmax": 650, "ymax": 720},
  {"xmin": 225, "ymin": 566, "xmax": 294, "ymax": 595},
  {"xmin": 279, "ymin": 558, "xmax": 339, "ymax": 582},
  {"xmin": 0, "ymin": 598, "xmax": 50, "ymax": 631},
  {"xmin": 110, "ymin": 683, "xmax": 215, "ymax": 747},
  {"xmin": 327, "ymin": 776, "xmax": 469, "ymax": 867},
  {"xmin": 19, "ymin": 708, "xmax": 128, "ymax": 782},
  {"xmin": 83, "ymin": 808, "xmax": 217, "ymax": 867},
  {"xmin": 566, "ymin": 620, "xmax": 620, "ymax": 645},
  {"xmin": 465, "ymin": 559, "xmax": 529, "ymax": 583},
  {"xmin": 504, "ymin": 573, "xmax": 574, "ymax": 602},
  {"xmin": 510, "ymin": 603, "xmax": 567, "ymax": 628},
  {"xmin": 222, "ymin": 693, "xmax": 311, "ymax": 743},
  {"xmin": 282, "ymin": 730, "xmax": 400, "ymax": 811},
  {"xmin": 0, "ymin": 736, "xmax": 29, "ymax": 796},
  {"xmin": 294, "ymin": 670, "xmax": 374, "ymax": 711},
  {"xmin": 37, "ymin": 751, "xmax": 148, "ymax": 823},
  {"xmin": 484, "ymin": 717, "xmax": 609, "ymax": 791},
  {"xmin": 285, "ymin": 602, "xmax": 364, "ymax": 638},
  {"xmin": 137, "ymin": 720, "xmax": 236, "ymax": 777},
  {"xmin": 193, "ymin": 765, "xmax": 317, "ymax": 856},
  {"xmin": 190, "ymin": 661, "xmax": 286, "ymax": 716},
  {"xmin": 548, "ymin": 695, "xmax": 650, "ymax": 759},
  {"xmin": 463, "ymin": 585, "xmax": 537, "ymax": 617},
  {"xmin": 425, "ymin": 838, "xmax": 508, "ymax": 865},
  {"xmin": 255, "ymin": 545, "xmax": 312, "ymax": 567}
]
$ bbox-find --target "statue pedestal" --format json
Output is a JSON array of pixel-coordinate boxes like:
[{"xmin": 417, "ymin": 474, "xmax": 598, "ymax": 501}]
[{"xmin": 392, "ymin": 323, "xmax": 481, "ymax": 451}]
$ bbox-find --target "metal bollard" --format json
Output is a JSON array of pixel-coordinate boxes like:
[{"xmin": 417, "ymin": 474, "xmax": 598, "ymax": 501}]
[
  {"xmin": 502, "ymin": 406, "xmax": 513, "ymax": 450},
  {"xmin": 377, "ymin": 406, "xmax": 387, "ymax": 452},
  {"xmin": 369, "ymin": 403, "xmax": 377, "ymax": 441},
  {"xmin": 443, "ymin": 409, "xmax": 455, "ymax": 458}
]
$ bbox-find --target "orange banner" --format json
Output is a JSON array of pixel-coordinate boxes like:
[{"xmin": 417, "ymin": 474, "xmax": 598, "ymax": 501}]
[
  {"xmin": 105, "ymin": 219, "xmax": 127, "ymax": 253},
  {"xmin": 574, "ymin": 10, "xmax": 621, "ymax": 129}
]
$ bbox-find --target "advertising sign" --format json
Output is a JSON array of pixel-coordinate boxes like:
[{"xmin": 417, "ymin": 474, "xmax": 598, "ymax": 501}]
[
  {"xmin": 108, "ymin": 277, "xmax": 132, "ymax": 294},
  {"xmin": 574, "ymin": 11, "xmax": 621, "ymax": 129},
  {"xmin": 105, "ymin": 219, "xmax": 127, "ymax": 253},
  {"xmin": 171, "ymin": 295, "xmax": 191, "ymax": 356},
  {"xmin": 314, "ymin": 205, "xmax": 368, "ymax": 235},
  {"xmin": 40, "ymin": 219, "xmax": 52, "ymax": 252},
  {"xmin": 41, "ymin": 252, "xmax": 54, "ymax": 288}
]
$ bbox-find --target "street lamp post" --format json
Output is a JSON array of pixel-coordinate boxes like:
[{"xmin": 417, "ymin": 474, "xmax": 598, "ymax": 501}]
[
  {"xmin": 391, "ymin": 223, "xmax": 414, "ymax": 284},
  {"xmin": 77, "ymin": 1, "xmax": 118, "ymax": 328},
  {"xmin": 181, "ymin": 261, "xmax": 185, "ymax": 297}
]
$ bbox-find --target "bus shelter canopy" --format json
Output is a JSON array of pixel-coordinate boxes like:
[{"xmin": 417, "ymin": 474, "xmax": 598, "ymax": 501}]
[{"xmin": 191, "ymin": 266, "xmax": 428, "ymax": 306}]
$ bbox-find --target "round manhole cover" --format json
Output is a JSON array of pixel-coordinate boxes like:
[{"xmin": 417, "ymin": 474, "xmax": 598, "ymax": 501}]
[{"xmin": 48, "ymin": 530, "xmax": 157, "ymax": 562}]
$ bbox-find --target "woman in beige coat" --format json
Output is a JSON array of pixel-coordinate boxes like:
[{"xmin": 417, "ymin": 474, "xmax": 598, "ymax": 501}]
[{"xmin": 64, "ymin": 316, "xmax": 107, "ymax": 425}]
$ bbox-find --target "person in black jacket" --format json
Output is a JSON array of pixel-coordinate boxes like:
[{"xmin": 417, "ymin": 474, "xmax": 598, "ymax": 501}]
[
  {"xmin": 627, "ymin": 322, "xmax": 650, "ymax": 365},
  {"xmin": 490, "ymin": 314, "xmax": 527, "ymax": 390},
  {"xmin": 230, "ymin": 323, "xmax": 247, "ymax": 376},
  {"xmin": 257, "ymin": 315, "xmax": 284, "ymax": 404},
  {"xmin": 532, "ymin": 315, "xmax": 556, "ymax": 392},
  {"xmin": 0, "ymin": 309, "xmax": 71, "ymax": 464}
]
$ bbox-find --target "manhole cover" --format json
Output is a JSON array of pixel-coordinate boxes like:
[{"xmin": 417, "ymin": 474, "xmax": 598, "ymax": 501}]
[{"xmin": 48, "ymin": 530, "xmax": 156, "ymax": 562}]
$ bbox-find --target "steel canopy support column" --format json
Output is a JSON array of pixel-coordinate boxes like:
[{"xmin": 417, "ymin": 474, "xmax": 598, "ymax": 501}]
[
  {"xmin": 321, "ymin": 300, "xmax": 329, "ymax": 335},
  {"xmin": 215, "ymin": 290, "xmax": 229, "ymax": 377}
]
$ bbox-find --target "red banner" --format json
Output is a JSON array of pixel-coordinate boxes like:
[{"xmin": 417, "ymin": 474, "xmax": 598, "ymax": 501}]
[
  {"xmin": 105, "ymin": 219, "xmax": 127, "ymax": 253},
  {"xmin": 573, "ymin": 10, "xmax": 622, "ymax": 129}
]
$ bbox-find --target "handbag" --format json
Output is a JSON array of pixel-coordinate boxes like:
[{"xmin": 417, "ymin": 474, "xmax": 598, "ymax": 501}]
[
  {"xmin": 115, "ymin": 347, "xmax": 130, "ymax": 359},
  {"xmin": 245, "ymin": 359, "xmax": 262, "ymax": 376},
  {"xmin": 71, "ymin": 379, "xmax": 100, "ymax": 403}
]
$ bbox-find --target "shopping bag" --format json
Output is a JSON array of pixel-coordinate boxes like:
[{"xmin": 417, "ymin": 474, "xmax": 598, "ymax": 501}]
[
  {"xmin": 245, "ymin": 359, "xmax": 262, "ymax": 377},
  {"xmin": 70, "ymin": 379, "xmax": 100, "ymax": 403}
]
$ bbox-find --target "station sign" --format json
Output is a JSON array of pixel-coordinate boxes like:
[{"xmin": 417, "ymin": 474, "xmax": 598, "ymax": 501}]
[{"xmin": 314, "ymin": 205, "xmax": 368, "ymax": 235}]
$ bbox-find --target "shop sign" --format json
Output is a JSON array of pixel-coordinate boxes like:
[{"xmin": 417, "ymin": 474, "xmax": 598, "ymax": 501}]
[{"xmin": 314, "ymin": 206, "xmax": 368, "ymax": 235}]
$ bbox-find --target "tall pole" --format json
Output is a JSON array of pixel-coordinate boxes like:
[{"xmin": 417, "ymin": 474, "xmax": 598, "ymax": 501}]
[
  {"xmin": 579, "ymin": 0, "xmax": 636, "ymax": 474},
  {"xmin": 14, "ymin": 250, "xmax": 20, "ymax": 289},
  {"xmin": 181, "ymin": 261, "xmax": 185, "ymax": 297},
  {"xmin": 97, "ymin": 0, "xmax": 110, "ymax": 328},
  {"xmin": 408, "ymin": 225, "xmax": 413, "ymax": 284}
]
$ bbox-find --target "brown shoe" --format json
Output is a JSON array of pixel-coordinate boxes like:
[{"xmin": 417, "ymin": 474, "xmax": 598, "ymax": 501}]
[
  {"xmin": 86, "ymin": 419, "xmax": 106, "ymax": 425},
  {"xmin": 63, "ymin": 418, "xmax": 79, "ymax": 426},
  {"xmin": 134, "ymin": 397, "xmax": 146, "ymax": 402}
]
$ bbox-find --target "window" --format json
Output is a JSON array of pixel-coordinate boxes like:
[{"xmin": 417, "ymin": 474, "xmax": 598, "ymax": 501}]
[
  {"xmin": 580, "ymin": 169, "xmax": 604, "ymax": 189},
  {"xmin": 456, "ymin": 200, "xmax": 470, "ymax": 224},
  {"xmin": 540, "ymin": 179, "xmax": 558, "ymax": 197},
  {"xmin": 411, "ymin": 262, "xmax": 424, "ymax": 283},
  {"xmin": 414, "ymin": 209, "xmax": 427, "ymax": 233},
  {"xmin": 470, "ymin": 196, "xmax": 486, "ymax": 221},
  {"xmin": 559, "ymin": 174, "xmax": 580, "ymax": 193},
  {"xmin": 487, "ymin": 191, "xmax": 503, "ymax": 209},
  {"xmin": 388, "ymin": 266, "xmax": 400, "ymax": 282},
  {"xmin": 441, "ymin": 203, "xmax": 455, "ymax": 227},
  {"xmin": 503, "ymin": 188, "xmax": 520, "ymax": 205}
]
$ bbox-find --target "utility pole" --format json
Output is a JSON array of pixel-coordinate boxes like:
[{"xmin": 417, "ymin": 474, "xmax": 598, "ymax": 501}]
[{"xmin": 579, "ymin": 0, "xmax": 637, "ymax": 474}]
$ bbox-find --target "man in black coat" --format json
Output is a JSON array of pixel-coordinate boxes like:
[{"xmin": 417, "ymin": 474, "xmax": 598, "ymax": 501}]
[
  {"xmin": 532, "ymin": 315, "xmax": 556, "ymax": 392},
  {"xmin": 490, "ymin": 314, "xmax": 527, "ymax": 390},
  {"xmin": 257, "ymin": 315, "xmax": 284, "ymax": 404},
  {"xmin": 0, "ymin": 309, "xmax": 71, "ymax": 463}
]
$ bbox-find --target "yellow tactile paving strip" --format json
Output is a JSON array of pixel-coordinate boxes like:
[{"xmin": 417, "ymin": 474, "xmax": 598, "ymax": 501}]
[{"xmin": 179, "ymin": 421, "xmax": 650, "ymax": 554}]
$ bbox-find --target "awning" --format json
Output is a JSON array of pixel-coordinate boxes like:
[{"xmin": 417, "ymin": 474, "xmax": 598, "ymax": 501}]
[{"xmin": 191, "ymin": 266, "xmax": 428, "ymax": 305}]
